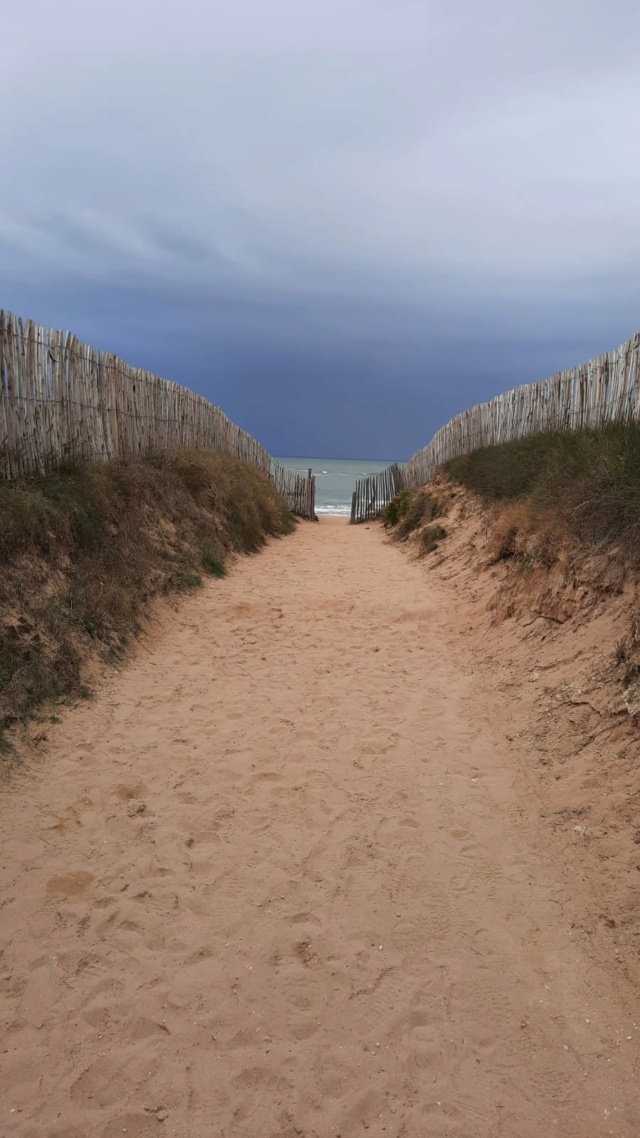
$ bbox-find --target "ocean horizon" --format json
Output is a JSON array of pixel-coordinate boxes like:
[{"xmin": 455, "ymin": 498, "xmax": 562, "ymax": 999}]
[{"xmin": 276, "ymin": 456, "xmax": 397, "ymax": 517}]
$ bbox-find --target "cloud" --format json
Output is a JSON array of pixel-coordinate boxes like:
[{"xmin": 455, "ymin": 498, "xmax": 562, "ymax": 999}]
[{"xmin": 2, "ymin": 1, "xmax": 640, "ymax": 457}]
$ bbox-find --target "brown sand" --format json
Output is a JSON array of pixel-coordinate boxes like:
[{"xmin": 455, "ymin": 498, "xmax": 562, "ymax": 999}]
[
  {"xmin": 422, "ymin": 482, "xmax": 640, "ymax": 992},
  {"xmin": 1, "ymin": 517, "xmax": 639, "ymax": 1137}
]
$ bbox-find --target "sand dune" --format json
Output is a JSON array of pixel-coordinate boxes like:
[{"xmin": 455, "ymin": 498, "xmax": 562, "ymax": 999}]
[{"xmin": 0, "ymin": 517, "xmax": 638, "ymax": 1137}]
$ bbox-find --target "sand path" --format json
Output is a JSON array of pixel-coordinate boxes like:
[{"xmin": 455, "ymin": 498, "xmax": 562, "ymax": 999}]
[{"xmin": 1, "ymin": 518, "xmax": 639, "ymax": 1137}]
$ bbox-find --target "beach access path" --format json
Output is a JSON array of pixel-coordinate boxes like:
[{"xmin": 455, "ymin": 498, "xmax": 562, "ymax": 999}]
[{"xmin": 1, "ymin": 518, "xmax": 638, "ymax": 1138}]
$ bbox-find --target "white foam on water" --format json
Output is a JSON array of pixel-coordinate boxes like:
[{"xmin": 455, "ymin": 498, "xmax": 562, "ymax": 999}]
[
  {"xmin": 315, "ymin": 504, "xmax": 351, "ymax": 516},
  {"xmin": 276, "ymin": 457, "xmax": 398, "ymax": 518}
]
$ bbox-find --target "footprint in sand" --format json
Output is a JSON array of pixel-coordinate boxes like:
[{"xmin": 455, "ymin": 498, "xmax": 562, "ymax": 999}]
[{"xmin": 45, "ymin": 871, "xmax": 94, "ymax": 898}]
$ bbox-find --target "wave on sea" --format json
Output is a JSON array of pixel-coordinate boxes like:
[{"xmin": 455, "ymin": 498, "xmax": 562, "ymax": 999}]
[
  {"xmin": 276, "ymin": 458, "xmax": 394, "ymax": 519},
  {"xmin": 315, "ymin": 503, "xmax": 352, "ymax": 517}
]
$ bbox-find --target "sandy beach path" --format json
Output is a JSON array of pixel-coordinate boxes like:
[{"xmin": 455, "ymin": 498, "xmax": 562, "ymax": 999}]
[{"xmin": 1, "ymin": 518, "xmax": 638, "ymax": 1138}]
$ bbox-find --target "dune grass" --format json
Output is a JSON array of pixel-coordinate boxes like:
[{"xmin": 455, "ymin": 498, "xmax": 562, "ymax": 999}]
[
  {"xmin": 0, "ymin": 451, "xmax": 295, "ymax": 752},
  {"xmin": 383, "ymin": 423, "xmax": 640, "ymax": 570},
  {"xmin": 443, "ymin": 423, "xmax": 640, "ymax": 559},
  {"xmin": 382, "ymin": 488, "xmax": 442, "ymax": 539}
]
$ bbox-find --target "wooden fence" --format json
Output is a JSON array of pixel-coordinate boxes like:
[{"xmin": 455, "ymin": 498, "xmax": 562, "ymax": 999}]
[
  {"xmin": 0, "ymin": 311, "xmax": 315, "ymax": 519},
  {"xmin": 351, "ymin": 330, "xmax": 640, "ymax": 522},
  {"xmin": 350, "ymin": 464, "xmax": 403, "ymax": 523}
]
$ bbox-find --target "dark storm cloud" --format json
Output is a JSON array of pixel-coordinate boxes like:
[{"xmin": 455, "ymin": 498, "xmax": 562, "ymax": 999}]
[{"xmin": 2, "ymin": 1, "xmax": 640, "ymax": 458}]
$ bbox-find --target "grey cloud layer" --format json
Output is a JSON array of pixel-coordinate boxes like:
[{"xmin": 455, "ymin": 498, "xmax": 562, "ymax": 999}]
[{"xmin": 2, "ymin": 1, "xmax": 639, "ymax": 457}]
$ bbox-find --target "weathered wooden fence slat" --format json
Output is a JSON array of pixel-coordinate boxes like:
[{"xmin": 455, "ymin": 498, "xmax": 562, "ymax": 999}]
[
  {"xmin": 0, "ymin": 310, "xmax": 316, "ymax": 520},
  {"xmin": 350, "ymin": 332, "xmax": 640, "ymax": 523}
]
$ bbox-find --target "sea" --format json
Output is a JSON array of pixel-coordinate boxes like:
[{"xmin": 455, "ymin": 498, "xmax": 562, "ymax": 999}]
[{"xmin": 276, "ymin": 457, "xmax": 396, "ymax": 517}]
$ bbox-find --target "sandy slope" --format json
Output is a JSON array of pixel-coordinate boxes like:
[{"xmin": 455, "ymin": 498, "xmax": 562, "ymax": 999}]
[{"xmin": 0, "ymin": 517, "xmax": 639, "ymax": 1138}]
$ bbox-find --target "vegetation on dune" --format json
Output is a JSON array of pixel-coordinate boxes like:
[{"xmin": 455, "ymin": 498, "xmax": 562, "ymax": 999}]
[
  {"xmin": 383, "ymin": 489, "xmax": 442, "ymax": 539},
  {"xmin": 381, "ymin": 489, "xmax": 410, "ymax": 528},
  {"xmin": 444, "ymin": 423, "xmax": 640, "ymax": 564},
  {"xmin": 382, "ymin": 488, "xmax": 447, "ymax": 555},
  {"xmin": 384, "ymin": 423, "xmax": 640, "ymax": 568},
  {"xmin": 0, "ymin": 451, "xmax": 295, "ymax": 753}
]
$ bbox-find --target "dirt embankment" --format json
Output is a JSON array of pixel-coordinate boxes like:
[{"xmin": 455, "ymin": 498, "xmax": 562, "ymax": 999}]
[{"xmin": 401, "ymin": 478, "xmax": 640, "ymax": 982}]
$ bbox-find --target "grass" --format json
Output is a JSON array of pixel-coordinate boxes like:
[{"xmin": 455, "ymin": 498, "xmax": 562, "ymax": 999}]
[
  {"xmin": 383, "ymin": 489, "xmax": 442, "ymax": 539},
  {"xmin": 441, "ymin": 422, "xmax": 640, "ymax": 569},
  {"xmin": 382, "ymin": 489, "xmax": 447, "ymax": 556},
  {"xmin": 0, "ymin": 451, "xmax": 295, "ymax": 752},
  {"xmin": 382, "ymin": 490, "xmax": 410, "ymax": 528},
  {"xmin": 384, "ymin": 423, "xmax": 640, "ymax": 569},
  {"xmin": 444, "ymin": 423, "xmax": 640, "ymax": 551}
]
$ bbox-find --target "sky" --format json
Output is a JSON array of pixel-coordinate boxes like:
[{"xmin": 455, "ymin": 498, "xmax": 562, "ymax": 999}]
[{"xmin": 2, "ymin": 0, "xmax": 640, "ymax": 460}]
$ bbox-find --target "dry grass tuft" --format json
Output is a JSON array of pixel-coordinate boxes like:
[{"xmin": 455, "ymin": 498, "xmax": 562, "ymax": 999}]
[{"xmin": 418, "ymin": 524, "xmax": 447, "ymax": 556}]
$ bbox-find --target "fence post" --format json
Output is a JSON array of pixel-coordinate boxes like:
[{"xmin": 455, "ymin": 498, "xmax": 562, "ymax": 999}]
[{"xmin": 306, "ymin": 468, "xmax": 313, "ymax": 520}]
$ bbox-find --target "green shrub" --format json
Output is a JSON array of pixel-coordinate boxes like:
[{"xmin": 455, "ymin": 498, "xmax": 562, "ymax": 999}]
[
  {"xmin": 383, "ymin": 489, "xmax": 442, "ymax": 537},
  {"xmin": 396, "ymin": 491, "xmax": 441, "ymax": 540},
  {"xmin": 382, "ymin": 490, "xmax": 410, "ymax": 527}
]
